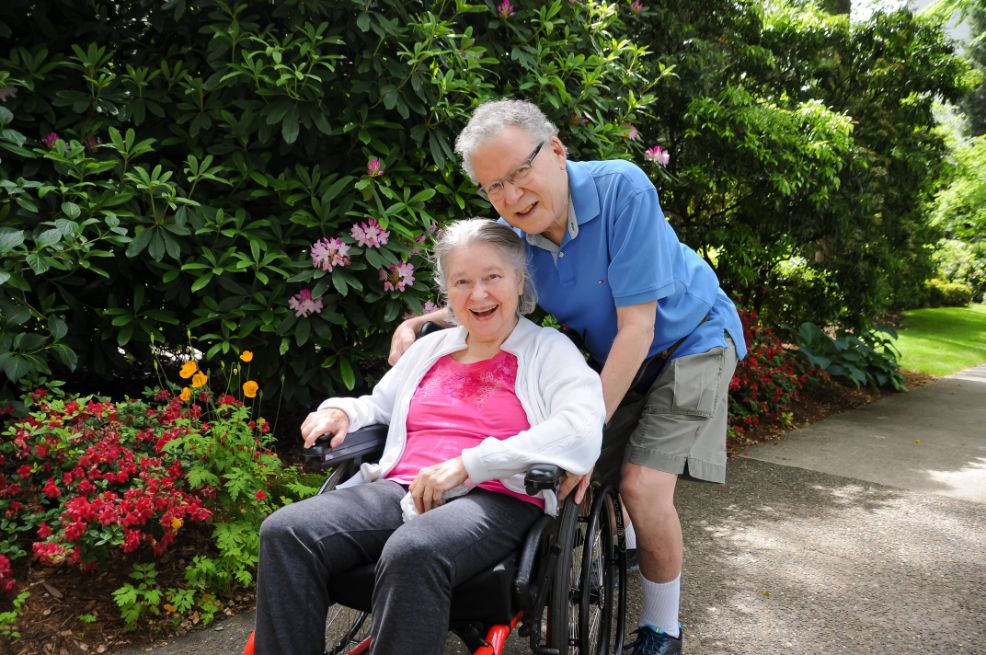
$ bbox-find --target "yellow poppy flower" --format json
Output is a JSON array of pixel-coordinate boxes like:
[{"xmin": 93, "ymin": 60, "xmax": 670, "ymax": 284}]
[
  {"xmin": 190, "ymin": 371, "xmax": 208, "ymax": 389},
  {"xmin": 179, "ymin": 360, "xmax": 198, "ymax": 379},
  {"xmin": 171, "ymin": 517, "xmax": 183, "ymax": 530},
  {"xmin": 242, "ymin": 380, "xmax": 259, "ymax": 398},
  {"xmin": 239, "ymin": 350, "xmax": 254, "ymax": 363},
  {"xmin": 179, "ymin": 387, "xmax": 191, "ymax": 401}
]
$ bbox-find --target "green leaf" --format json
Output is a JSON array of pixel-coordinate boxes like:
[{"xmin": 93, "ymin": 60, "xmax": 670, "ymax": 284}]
[
  {"xmin": 282, "ymin": 105, "xmax": 300, "ymax": 144},
  {"xmin": 0, "ymin": 230, "xmax": 25, "ymax": 253},
  {"xmin": 339, "ymin": 357, "xmax": 355, "ymax": 390},
  {"xmin": 126, "ymin": 227, "xmax": 154, "ymax": 258},
  {"xmin": 61, "ymin": 201, "xmax": 81, "ymax": 219},
  {"xmin": 36, "ymin": 228, "xmax": 62, "ymax": 248}
]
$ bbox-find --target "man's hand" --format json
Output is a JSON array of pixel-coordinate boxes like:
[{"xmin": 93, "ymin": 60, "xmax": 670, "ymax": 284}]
[
  {"xmin": 557, "ymin": 467, "xmax": 593, "ymax": 504},
  {"xmin": 300, "ymin": 408, "xmax": 350, "ymax": 449},
  {"xmin": 388, "ymin": 307, "xmax": 452, "ymax": 365},
  {"xmin": 409, "ymin": 457, "xmax": 468, "ymax": 514},
  {"xmin": 388, "ymin": 318, "xmax": 420, "ymax": 366}
]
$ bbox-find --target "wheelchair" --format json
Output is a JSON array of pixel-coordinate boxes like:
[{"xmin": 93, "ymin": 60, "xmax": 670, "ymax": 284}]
[{"xmin": 243, "ymin": 422, "xmax": 628, "ymax": 655}]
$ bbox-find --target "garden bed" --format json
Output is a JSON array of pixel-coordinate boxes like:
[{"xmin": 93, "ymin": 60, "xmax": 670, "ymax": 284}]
[{"xmin": 1, "ymin": 371, "xmax": 935, "ymax": 655}]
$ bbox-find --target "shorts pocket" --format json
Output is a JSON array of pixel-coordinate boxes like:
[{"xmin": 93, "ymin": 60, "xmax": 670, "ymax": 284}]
[{"xmin": 669, "ymin": 348, "xmax": 725, "ymax": 418}]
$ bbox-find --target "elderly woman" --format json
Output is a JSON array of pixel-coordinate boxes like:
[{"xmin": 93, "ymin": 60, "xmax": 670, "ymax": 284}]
[{"xmin": 252, "ymin": 219, "xmax": 605, "ymax": 655}]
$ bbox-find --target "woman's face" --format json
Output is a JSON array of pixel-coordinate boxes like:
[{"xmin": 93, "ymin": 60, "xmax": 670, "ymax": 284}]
[{"xmin": 444, "ymin": 241, "xmax": 524, "ymax": 348}]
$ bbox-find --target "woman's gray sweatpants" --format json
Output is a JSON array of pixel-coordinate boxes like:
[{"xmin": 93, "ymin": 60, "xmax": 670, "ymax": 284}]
[{"xmin": 253, "ymin": 479, "xmax": 540, "ymax": 655}]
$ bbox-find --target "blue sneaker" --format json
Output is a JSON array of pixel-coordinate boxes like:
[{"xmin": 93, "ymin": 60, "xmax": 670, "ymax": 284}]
[{"xmin": 625, "ymin": 625, "xmax": 683, "ymax": 655}]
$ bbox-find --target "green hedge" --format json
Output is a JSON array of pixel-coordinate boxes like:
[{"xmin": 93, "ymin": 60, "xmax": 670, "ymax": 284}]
[
  {"xmin": 0, "ymin": 0, "xmax": 649, "ymax": 409},
  {"xmin": 925, "ymin": 278, "xmax": 973, "ymax": 307}
]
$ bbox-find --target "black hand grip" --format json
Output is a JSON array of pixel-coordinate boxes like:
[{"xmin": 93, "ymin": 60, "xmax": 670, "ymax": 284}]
[{"xmin": 524, "ymin": 464, "xmax": 563, "ymax": 496}]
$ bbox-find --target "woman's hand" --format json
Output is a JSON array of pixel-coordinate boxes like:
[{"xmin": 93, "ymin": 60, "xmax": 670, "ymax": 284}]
[
  {"xmin": 409, "ymin": 457, "xmax": 468, "ymax": 514},
  {"xmin": 300, "ymin": 408, "xmax": 350, "ymax": 449}
]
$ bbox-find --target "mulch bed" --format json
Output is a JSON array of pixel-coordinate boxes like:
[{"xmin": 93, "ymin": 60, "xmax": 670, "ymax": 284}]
[{"xmin": 0, "ymin": 369, "xmax": 938, "ymax": 655}]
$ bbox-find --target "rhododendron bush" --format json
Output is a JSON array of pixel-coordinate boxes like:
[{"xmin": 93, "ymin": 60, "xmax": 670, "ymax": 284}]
[{"xmin": 0, "ymin": 386, "xmax": 308, "ymax": 628}]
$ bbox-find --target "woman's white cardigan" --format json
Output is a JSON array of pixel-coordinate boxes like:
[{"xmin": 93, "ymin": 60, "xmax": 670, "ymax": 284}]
[{"xmin": 317, "ymin": 317, "xmax": 605, "ymax": 515}]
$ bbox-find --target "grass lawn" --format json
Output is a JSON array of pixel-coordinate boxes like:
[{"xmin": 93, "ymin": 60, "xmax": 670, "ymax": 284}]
[{"xmin": 894, "ymin": 303, "xmax": 986, "ymax": 376}]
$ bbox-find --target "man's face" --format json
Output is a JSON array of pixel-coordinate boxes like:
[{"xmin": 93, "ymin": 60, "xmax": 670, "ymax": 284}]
[{"xmin": 469, "ymin": 126, "xmax": 570, "ymax": 245}]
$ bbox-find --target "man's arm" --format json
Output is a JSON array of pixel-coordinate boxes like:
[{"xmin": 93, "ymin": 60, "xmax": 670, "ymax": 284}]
[
  {"xmin": 388, "ymin": 306, "xmax": 454, "ymax": 365},
  {"xmin": 599, "ymin": 301, "xmax": 657, "ymax": 421},
  {"xmin": 559, "ymin": 300, "xmax": 656, "ymax": 503}
]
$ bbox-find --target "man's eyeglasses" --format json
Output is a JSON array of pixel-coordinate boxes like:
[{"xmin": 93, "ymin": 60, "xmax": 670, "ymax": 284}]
[{"xmin": 478, "ymin": 141, "xmax": 545, "ymax": 201}]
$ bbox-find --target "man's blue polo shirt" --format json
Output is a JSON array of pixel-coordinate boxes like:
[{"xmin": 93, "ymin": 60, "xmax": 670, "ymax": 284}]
[{"xmin": 509, "ymin": 159, "xmax": 746, "ymax": 365}]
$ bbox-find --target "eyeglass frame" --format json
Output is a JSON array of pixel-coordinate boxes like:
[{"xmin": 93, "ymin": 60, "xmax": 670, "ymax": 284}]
[{"xmin": 477, "ymin": 141, "xmax": 545, "ymax": 201}]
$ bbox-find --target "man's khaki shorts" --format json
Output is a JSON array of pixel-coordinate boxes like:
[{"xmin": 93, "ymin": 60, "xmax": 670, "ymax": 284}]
[{"xmin": 595, "ymin": 337, "xmax": 738, "ymax": 487}]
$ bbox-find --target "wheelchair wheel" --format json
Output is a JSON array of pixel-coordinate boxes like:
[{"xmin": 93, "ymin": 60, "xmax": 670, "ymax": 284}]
[
  {"xmin": 324, "ymin": 605, "xmax": 371, "ymax": 655},
  {"xmin": 547, "ymin": 486, "xmax": 625, "ymax": 654}
]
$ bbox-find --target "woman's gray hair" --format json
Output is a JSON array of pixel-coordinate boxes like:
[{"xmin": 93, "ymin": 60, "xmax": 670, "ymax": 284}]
[
  {"xmin": 432, "ymin": 218, "xmax": 538, "ymax": 317},
  {"xmin": 454, "ymin": 99, "xmax": 559, "ymax": 183}
]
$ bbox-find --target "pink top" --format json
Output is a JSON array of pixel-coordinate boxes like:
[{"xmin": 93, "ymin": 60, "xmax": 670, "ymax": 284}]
[{"xmin": 386, "ymin": 350, "xmax": 542, "ymax": 507}]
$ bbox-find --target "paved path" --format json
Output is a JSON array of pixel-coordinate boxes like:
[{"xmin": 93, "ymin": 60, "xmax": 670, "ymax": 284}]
[{"xmin": 116, "ymin": 364, "xmax": 986, "ymax": 654}]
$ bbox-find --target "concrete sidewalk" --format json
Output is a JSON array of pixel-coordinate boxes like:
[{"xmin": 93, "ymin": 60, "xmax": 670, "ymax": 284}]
[{"xmin": 116, "ymin": 365, "xmax": 986, "ymax": 655}]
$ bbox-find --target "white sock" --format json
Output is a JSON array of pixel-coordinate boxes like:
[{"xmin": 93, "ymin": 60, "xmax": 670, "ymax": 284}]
[
  {"xmin": 625, "ymin": 519, "xmax": 637, "ymax": 549},
  {"xmin": 639, "ymin": 573, "xmax": 681, "ymax": 638}
]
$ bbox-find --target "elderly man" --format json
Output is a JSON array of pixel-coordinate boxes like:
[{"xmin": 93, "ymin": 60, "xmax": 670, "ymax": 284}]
[{"xmin": 391, "ymin": 99, "xmax": 746, "ymax": 655}]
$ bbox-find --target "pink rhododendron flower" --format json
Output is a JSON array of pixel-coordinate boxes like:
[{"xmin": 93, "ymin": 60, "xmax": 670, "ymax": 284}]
[
  {"xmin": 631, "ymin": 0, "xmax": 644, "ymax": 15},
  {"xmin": 623, "ymin": 122, "xmax": 639, "ymax": 140},
  {"xmin": 289, "ymin": 289, "xmax": 324, "ymax": 317},
  {"xmin": 366, "ymin": 159, "xmax": 383, "ymax": 177},
  {"xmin": 497, "ymin": 0, "xmax": 515, "ymax": 19},
  {"xmin": 644, "ymin": 145, "xmax": 670, "ymax": 167},
  {"xmin": 350, "ymin": 219, "xmax": 390, "ymax": 249},
  {"xmin": 42, "ymin": 132, "xmax": 59, "ymax": 149},
  {"xmin": 380, "ymin": 262, "xmax": 415, "ymax": 292},
  {"xmin": 310, "ymin": 237, "xmax": 351, "ymax": 271}
]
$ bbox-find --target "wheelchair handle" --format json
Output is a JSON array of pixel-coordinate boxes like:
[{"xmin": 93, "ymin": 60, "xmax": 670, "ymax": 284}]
[{"xmin": 524, "ymin": 464, "xmax": 563, "ymax": 496}]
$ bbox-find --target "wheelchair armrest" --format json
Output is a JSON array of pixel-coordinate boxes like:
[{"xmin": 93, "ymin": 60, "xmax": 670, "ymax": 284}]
[
  {"xmin": 524, "ymin": 464, "xmax": 563, "ymax": 496},
  {"xmin": 302, "ymin": 424, "xmax": 388, "ymax": 470}
]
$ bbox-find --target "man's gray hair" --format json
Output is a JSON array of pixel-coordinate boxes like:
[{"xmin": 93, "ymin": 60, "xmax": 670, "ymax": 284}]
[
  {"xmin": 454, "ymin": 99, "xmax": 559, "ymax": 183},
  {"xmin": 432, "ymin": 218, "xmax": 538, "ymax": 317}
]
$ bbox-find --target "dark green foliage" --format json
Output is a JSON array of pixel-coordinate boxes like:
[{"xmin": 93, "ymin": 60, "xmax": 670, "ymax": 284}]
[
  {"xmin": 796, "ymin": 321, "xmax": 906, "ymax": 390},
  {"xmin": 0, "ymin": 0, "xmax": 972, "ymax": 418},
  {"xmin": 0, "ymin": 0, "xmax": 648, "ymax": 409}
]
